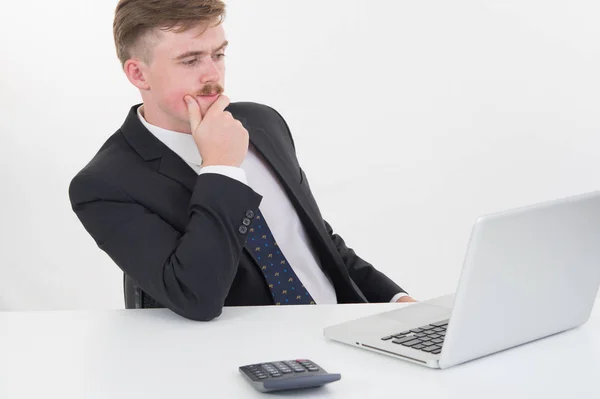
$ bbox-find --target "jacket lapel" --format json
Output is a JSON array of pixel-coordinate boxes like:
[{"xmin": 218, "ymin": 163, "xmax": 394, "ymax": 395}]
[
  {"xmin": 120, "ymin": 104, "xmax": 198, "ymax": 193},
  {"xmin": 157, "ymin": 150, "xmax": 197, "ymax": 192},
  {"xmin": 245, "ymin": 124, "xmax": 323, "ymax": 235}
]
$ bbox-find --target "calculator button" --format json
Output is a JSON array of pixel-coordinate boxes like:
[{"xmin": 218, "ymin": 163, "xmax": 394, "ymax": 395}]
[
  {"xmin": 262, "ymin": 364, "xmax": 277, "ymax": 371},
  {"xmin": 297, "ymin": 360, "xmax": 314, "ymax": 367},
  {"xmin": 284, "ymin": 361, "xmax": 306, "ymax": 372},
  {"xmin": 273, "ymin": 362, "xmax": 293, "ymax": 373}
]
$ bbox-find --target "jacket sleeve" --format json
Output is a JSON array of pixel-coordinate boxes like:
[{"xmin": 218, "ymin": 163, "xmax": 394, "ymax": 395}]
[
  {"xmin": 323, "ymin": 218, "xmax": 407, "ymax": 302},
  {"xmin": 69, "ymin": 172, "xmax": 262, "ymax": 321}
]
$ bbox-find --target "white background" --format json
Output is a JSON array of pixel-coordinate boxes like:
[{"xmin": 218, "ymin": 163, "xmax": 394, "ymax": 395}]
[{"xmin": 1, "ymin": 0, "xmax": 599, "ymax": 311}]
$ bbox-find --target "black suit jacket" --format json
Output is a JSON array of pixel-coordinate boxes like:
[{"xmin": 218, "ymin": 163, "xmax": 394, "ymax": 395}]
[{"xmin": 69, "ymin": 102, "xmax": 405, "ymax": 320}]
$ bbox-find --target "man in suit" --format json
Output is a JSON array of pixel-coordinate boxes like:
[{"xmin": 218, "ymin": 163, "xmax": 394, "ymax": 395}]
[{"xmin": 69, "ymin": 0, "xmax": 415, "ymax": 321}]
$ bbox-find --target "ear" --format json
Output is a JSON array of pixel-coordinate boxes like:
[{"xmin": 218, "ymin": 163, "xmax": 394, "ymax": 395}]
[{"xmin": 124, "ymin": 58, "xmax": 151, "ymax": 91}]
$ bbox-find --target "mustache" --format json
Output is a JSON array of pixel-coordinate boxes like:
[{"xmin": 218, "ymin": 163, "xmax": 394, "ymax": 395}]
[{"xmin": 195, "ymin": 84, "xmax": 224, "ymax": 96}]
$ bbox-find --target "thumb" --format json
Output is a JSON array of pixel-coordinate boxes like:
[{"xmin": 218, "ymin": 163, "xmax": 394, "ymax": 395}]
[{"xmin": 184, "ymin": 95, "xmax": 202, "ymax": 133}]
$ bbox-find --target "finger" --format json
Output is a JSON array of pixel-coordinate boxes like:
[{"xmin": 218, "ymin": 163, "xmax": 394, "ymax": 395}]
[
  {"xmin": 184, "ymin": 95, "xmax": 202, "ymax": 132},
  {"xmin": 204, "ymin": 95, "xmax": 231, "ymax": 119},
  {"xmin": 397, "ymin": 296, "xmax": 417, "ymax": 303}
]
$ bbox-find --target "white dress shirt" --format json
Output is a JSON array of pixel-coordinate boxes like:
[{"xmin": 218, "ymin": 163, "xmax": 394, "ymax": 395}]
[{"xmin": 137, "ymin": 106, "xmax": 407, "ymax": 304}]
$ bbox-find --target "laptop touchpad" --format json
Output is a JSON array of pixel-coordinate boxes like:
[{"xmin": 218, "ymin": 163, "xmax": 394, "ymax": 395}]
[{"xmin": 379, "ymin": 303, "xmax": 451, "ymax": 326}]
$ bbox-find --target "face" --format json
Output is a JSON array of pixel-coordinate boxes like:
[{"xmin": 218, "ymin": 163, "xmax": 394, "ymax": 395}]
[{"xmin": 125, "ymin": 22, "xmax": 227, "ymax": 133}]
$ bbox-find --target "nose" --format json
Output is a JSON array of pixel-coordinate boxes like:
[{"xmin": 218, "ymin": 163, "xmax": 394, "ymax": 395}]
[{"xmin": 199, "ymin": 58, "xmax": 221, "ymax": 84}]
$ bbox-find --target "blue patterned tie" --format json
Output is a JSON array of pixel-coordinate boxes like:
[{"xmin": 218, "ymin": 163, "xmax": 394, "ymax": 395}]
[{"xmin": 246, "ymin": 208, "xmax": 316, "ymax": 305}]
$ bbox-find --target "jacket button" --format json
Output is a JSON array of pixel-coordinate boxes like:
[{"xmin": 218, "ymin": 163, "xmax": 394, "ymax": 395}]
[
  {"xmin": 239, "ymin": 226, "xmax": 248, "ymax": 234},
  {"xmin": 245, "ymin": 210, "xmax": 255, "ymax": 219},
  {"xmin": 242, "ymin": 218, "xmax": 251, "ymax": 226}
]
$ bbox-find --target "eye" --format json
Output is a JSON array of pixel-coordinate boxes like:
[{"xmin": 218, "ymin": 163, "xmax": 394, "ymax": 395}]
[
  {"xmin": 214, "ymin": 53, "xmax": 226, "ymax": 60},
  {"xmin": 181, "ymin": 58, "xmax": 198, "ymax": 66}
]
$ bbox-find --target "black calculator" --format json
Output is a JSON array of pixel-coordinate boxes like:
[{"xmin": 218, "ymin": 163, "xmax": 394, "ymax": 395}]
[{"xmin": 239, "ymin": 359, "xmax": 341, "ymax": 393}]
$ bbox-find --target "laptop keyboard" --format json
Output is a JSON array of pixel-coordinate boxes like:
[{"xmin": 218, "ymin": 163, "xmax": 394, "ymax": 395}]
[{"xmin": 381, "ymin": 320, "xmax": 449, "ymax": 355}]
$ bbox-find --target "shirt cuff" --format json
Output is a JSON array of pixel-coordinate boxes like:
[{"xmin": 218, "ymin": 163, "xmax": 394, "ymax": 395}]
[
  {"xmin": 390, "ymin": 292, "xmax": 410, "ymax": 303},
  {"xmin": 199, "ymin": 166, "xmax": 248, "ymax": 186}
]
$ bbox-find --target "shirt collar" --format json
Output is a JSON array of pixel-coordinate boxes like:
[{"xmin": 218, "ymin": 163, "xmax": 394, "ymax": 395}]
[{"xmin": 137, "ymin": 105, "xmax": 203, "ymax": 167}]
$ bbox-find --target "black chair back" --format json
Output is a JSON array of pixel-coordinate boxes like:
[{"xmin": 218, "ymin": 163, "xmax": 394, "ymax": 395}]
[{"xmin": 123, "ymin": 274, "xmax": 164, "ymax": 309}]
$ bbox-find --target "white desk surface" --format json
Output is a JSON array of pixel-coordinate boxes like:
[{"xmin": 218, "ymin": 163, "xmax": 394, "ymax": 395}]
[{"xmin": 1, "ymin": 302, "xmax": 598, "ymax": 399}]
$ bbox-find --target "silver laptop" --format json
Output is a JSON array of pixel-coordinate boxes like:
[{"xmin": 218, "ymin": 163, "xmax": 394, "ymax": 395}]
[{"xmin": 324, "ymin": 190, "xmax": 600, "ymax": 369}]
